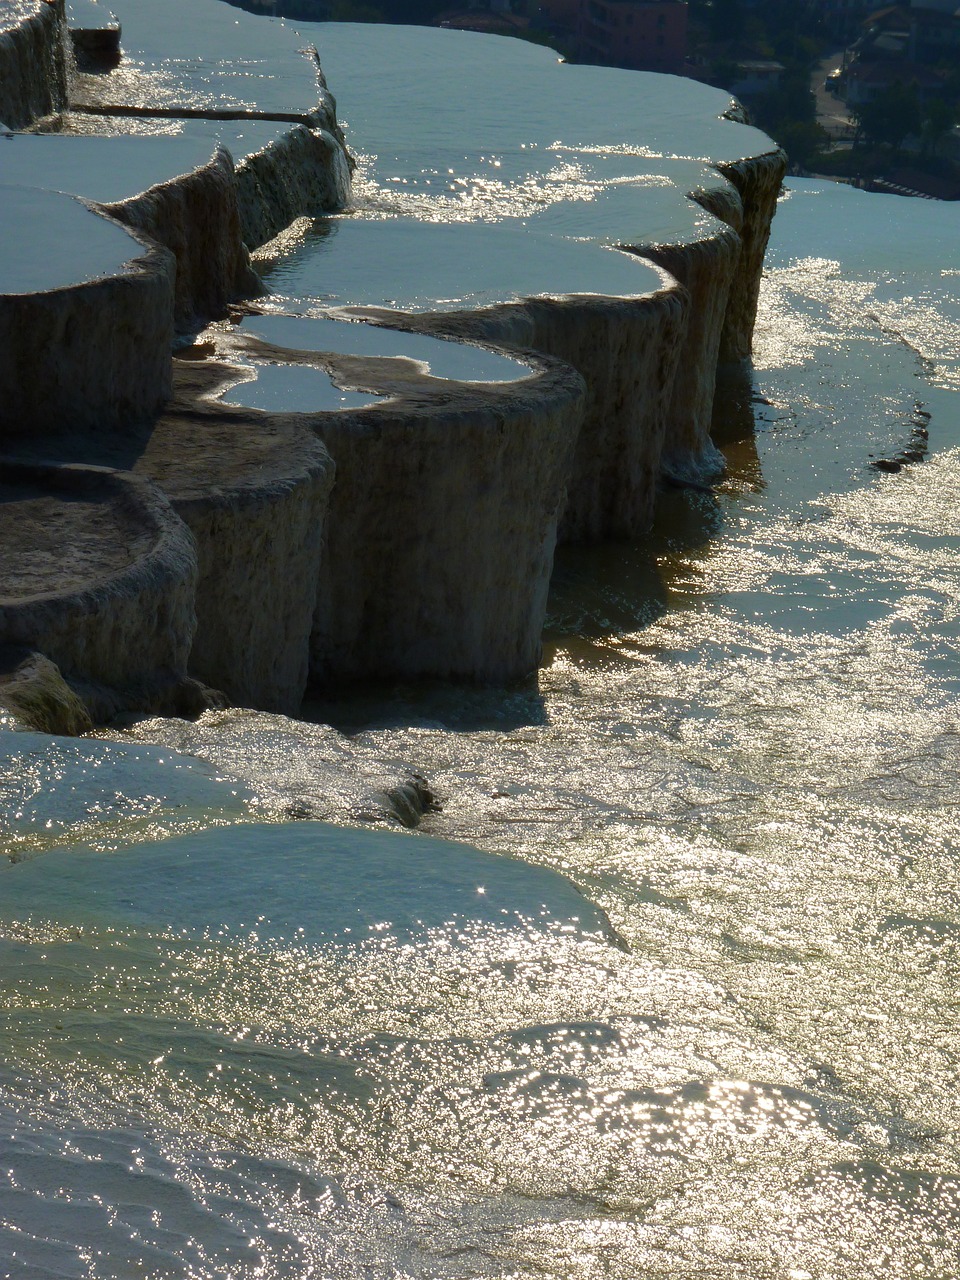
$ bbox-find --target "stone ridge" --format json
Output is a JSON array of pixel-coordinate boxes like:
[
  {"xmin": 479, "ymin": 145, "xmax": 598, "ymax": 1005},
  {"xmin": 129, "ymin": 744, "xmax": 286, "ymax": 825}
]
[{"xmin": 0, "ymin": 0, "xmax": 786, "ymax": 729}]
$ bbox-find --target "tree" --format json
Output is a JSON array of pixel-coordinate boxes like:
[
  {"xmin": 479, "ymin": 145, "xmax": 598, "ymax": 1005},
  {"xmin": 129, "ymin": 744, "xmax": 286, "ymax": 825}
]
[
  {"xmin": 776, "ymin": 120, "xmax": 830, "ymax": 169},
  {"xmin": 920, "ymin": 95, "xmax": 957, "ymax": 158},
  {"xmin": 854, "ymin": 82, "xmax": 922, "ymax": 153}
]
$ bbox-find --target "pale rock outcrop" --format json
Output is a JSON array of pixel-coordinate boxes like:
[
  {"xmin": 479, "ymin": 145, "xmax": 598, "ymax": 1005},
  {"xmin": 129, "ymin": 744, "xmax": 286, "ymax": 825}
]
[
  {"xmin": 2, "ymin": 368, "xmax": 338, "ymax": 714},
  {"xmin": 0, "ymin": 0, "xmax": 67, "ymax": 129},
  {"xmin": 0, "ymin": 194, "xmax": 175, "ymax": 438},
  {"xmin": 99, "ymin": 146, "xmax": 261, "ymax": 329},
  {"xmin": 0, "ymin": 461, "xmax": 197, "ymax": 691},
  {"xmin": 0, "ymin": 0, "xmax": 788, "ymax": 715},
  {"xmin": 236, "ymin": 125, "xmax": 353, "ymax": 251},
  {"xmin": 714, "ymin": 150, "xmax": 787, "ymax": 363},
  {"xmin": 524, "ymin": 290, "xmax": 689, "ymax": 542}
]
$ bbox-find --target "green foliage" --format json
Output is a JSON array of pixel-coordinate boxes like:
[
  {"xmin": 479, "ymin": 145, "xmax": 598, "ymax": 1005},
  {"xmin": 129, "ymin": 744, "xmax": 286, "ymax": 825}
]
[
  {"xmin": 775, "ymin": 120, "xmax": 831, "ymax": 168},
  {"xmin": 853, "ymin": 82, "xmax": 922, "ymax": 153},
  {"xmin": 920, "ymin": 95, "xmax": 957, "ymax": 157}
]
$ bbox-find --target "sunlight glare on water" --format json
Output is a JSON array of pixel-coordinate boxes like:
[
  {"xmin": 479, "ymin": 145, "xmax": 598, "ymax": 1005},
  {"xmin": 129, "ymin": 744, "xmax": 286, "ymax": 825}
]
[{"xmin": 3, "ymin": 66, "xmax": 960, "ymax": 1280}]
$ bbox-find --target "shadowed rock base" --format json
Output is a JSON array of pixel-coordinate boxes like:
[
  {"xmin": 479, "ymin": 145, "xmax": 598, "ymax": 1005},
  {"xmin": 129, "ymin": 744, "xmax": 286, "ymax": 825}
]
[
  {"xmin": 0, "ymin": 0, "xmax": 67, "ymax": 129},
  {"xmin": 0, "ymin": 461, "xmax": 198, "ymax": 694}
]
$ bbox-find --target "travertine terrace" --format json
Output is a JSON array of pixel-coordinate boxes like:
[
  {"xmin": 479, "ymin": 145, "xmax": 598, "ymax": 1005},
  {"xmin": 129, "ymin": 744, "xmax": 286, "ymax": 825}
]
[{"xmin": 0, "ymin": 0, "xmax": 785, "ymax": 724}]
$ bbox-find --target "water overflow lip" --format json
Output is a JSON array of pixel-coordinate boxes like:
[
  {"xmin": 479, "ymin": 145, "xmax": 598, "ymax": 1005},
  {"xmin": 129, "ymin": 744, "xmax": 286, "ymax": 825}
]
[
  {"xmin": 17, "ymin": 3, "xmax": 960, "ymax": 1274},
  {"xmin": 0, "ymin": 184, "xmax": 145, "ymax": 292},
  {"xmin": 217, "ymin": 360, "xmax": 387, "ymax": 413},
  {"xmin": 239, "ymin": 314, "xmax": 533, "ymax": 384}
]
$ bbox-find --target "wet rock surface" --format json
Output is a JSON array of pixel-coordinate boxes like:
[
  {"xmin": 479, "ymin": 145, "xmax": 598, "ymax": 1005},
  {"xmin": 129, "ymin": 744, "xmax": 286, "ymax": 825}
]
[{"xmin": 0, "ymin": 0, "xmax": 784, "ymax": 719}]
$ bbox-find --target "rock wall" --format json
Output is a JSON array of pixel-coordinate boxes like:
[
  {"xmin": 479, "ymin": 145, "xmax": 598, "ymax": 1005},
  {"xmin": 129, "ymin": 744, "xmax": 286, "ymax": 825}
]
[
  {"xmin": 394, "ymin": 278, "xmax": 690, "ymax": 544},
  {"xmin": 641, "ymin": 224, "xmax": 742, "ymax": 482},
  {"xmin": 525, "ymin": 289, "xmax": 690, "ymax": 542},
  {"xmin": 100, "ymin": 147, "xmax": 261, "ymax": 331},
  {"xmin": 0, "ymin": 213, "xmax": 175, "ymax": 438},
  {"xmin": 145, "ymin": 360, "xmax": 337, "ymax": 714},
  {"xmin": 0, "ymin": 0, "xmax": 787, "ymax": 718},
  {"xmin": 0, "ymin": 0, "xmax": 67, "ymax": 128},
  {"xmin": 309, "ymin": 360, "xmax": 585, "ymax": 685},
  {"xmin": 236, "ymin": 125, "xmax": 353, "ymax": 251},
  {"xmin": 0, "ymin": 461, "xmax": 197, "ymax": 692},
  {"xmin": 715, "ymin": 150, "xmax": 787, "ymax": 364}
]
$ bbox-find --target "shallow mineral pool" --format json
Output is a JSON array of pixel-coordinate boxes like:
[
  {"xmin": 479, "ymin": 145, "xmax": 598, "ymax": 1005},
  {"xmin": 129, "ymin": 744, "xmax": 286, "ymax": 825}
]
[
  {"xmin": 2, "ymin": 177, "xmax": 960, "ymax": 1279},
  {"xmin": 0, "ymin": 186, "xmax": 142, "ymax": 293},
  {"xmin": 239, "ymin": 314, "xmax": 532, "ymax": 384},
  {"xmin": 3, "ymin": 4, "xmax": 960, "ymax": 1266}
]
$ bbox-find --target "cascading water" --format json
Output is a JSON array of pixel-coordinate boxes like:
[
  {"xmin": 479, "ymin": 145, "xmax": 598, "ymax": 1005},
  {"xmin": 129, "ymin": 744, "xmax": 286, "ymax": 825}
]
[{"xmin": 2, "ymin": 3, "xmax": 960, "ymax": 1274}]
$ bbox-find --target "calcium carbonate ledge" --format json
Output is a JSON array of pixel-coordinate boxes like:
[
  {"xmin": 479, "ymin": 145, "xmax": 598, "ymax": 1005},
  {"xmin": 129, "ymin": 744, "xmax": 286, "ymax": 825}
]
[
  {"xmin": 6, "ymin": 364, "xmax": 339, "ymax": 715},
  {"xmin": 638, "ymin": 223, "xmax": 742, "ymax": 483},
  {"xmin": 0, "ymin": 0, "xmax": 66, "ymax": 129},
  {"xmin": 712, "ymin": 151, "xmax": 787, "ymax": 364},
  {"xmin": 0, "ymin": 0, "xmax": 788, "ymax": 718},
  {"xmin": 2, "ymin": 128, "xmax": 352, "ymax": 331},
  {"xmin": 322, "ymin": 273, "xmax": 688, "ymax": 545},
  {"xmin": 0, "ymin": 186, "xmax": 175, "ymax": 437},
  {"xmin": 98, "ymin": 145, "xmax": 261, "ymax": 329},
  {"xmin": 191, "ymin": 323, "xmax": 586, "ymax": 687},
  {"xmin": 0, "ymin": 461, "xmax": 198, "ymax": 702},
  {"xmin": 1, "ymin": 0, "xmax": 353, "ymax": 330},
  {"xmin": 141, "ymin": 362, "xmax": 337, "ymax": 714}
]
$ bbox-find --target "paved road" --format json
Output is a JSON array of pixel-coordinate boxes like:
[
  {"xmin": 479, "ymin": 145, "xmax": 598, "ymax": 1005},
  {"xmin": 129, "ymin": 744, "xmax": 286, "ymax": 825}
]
[{"xmin": 812, "ymin": 50, "xmax": 856, "ymax": 138}]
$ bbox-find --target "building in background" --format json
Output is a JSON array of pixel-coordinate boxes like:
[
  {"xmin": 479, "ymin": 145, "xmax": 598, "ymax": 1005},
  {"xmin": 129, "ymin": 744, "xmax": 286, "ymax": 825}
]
[{"xmin": 574, "ymin": 0, "xmax": 687, "ymax": 73}]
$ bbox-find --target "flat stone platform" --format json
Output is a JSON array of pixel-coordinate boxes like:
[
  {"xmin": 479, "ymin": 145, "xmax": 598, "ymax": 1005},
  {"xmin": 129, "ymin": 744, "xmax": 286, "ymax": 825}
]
[{"xmin": 70, "ymin": 0, "xmax": 338, "ymax": 127}]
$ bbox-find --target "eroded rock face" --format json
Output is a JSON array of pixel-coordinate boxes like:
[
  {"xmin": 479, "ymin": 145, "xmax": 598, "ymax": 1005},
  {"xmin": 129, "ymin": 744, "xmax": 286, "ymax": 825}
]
[
  {"xmin": 715, "ymin": 150, "xmax": 787, "ymax": 364},
  {"xmin": 147, "ymin": 360, "xmax": 337, "ymax": 715},
  {"xmin": 236, "ymin": 125, "xmax": 353, "ymax": 251},
  {"xmin": 352, "ymin": 281, "xmax": 690, "ymax": 546},
  {"xmin": 196, "ymin": 321, "xmax": 586, "ymax": 688},
  {"xmin": 0, "ymin": 196, "xmax": 175, "ymax": 438},
  {"xmin": 642, "ymin": 225, "xmax": 742, "ymax": 482},
  {"xmin": 525, "ymin": 290, "xmax": 690, "ymax": 542},
  {"xmin": 310, "ymin": 365, "xmax": 584, "ymax": 685},
  {"xmin": 100, "ymin": 146, "xmax": 261, "ymax": 330},
  {"xmin": 0, "ymin": 0, "xmax": 786, "ymax": 714},
  {"xmin": 0, "ymin": 0, "xmax": 67, "ymax": 129},
  {"xmin": 0, "ymin": 461, "xmax": 197, "ymax": 692}
]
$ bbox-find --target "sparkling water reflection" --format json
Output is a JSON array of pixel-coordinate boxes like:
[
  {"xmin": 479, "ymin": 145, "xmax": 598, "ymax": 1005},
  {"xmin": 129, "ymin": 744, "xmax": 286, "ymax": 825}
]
[{"xmin": 3, "ymin": 175, "xmax": 960, "ymax": 1276}]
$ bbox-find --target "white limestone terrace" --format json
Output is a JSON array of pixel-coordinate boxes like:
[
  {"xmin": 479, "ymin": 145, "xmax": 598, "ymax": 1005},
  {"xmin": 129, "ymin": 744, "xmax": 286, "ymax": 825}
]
[
  {"xmin": 0, "ymin": 128, "xmax": 287, "ymax": 205},
  {"xmin": 69, "ymin": 0, "xmax": 340, "ymax": 128},
  {"xmin": 0, "ymin": 0, "xmax": 67, "ymax": 128},
  {"xmin": 308, "ymin": 23, "xmax": 783, "ymax": 357},
  {"xmin": 0, "ymin": 0, "xmax": 786, "ymax": 718},
  {"xmin": 0, "ymin": 183, "xmax": 174, "ymax": 433},
  {"xmin": 66, "ymin": 0, "xmax": 120, "ymax": 66},
  {"xmin": 253, "ymin": 23, "xmax": 784, "ymax": 518},
  {"xmin": 0, "ymin": 127, "xmax": 350, "ymax": 323},
  {"xmin": 0, "ymin": 181, "xmax": 141, "ymax": 292},
  {"xmin": 219, "ymin": 316, "xmax": 532, "ymax": 411},
  {"xmin": 264, "ymin": 217, "xmax": 666, "ymax": 314},
  {"xmin": 0, "ymin": 461, "xmax": 198, "ymax": 701}
]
